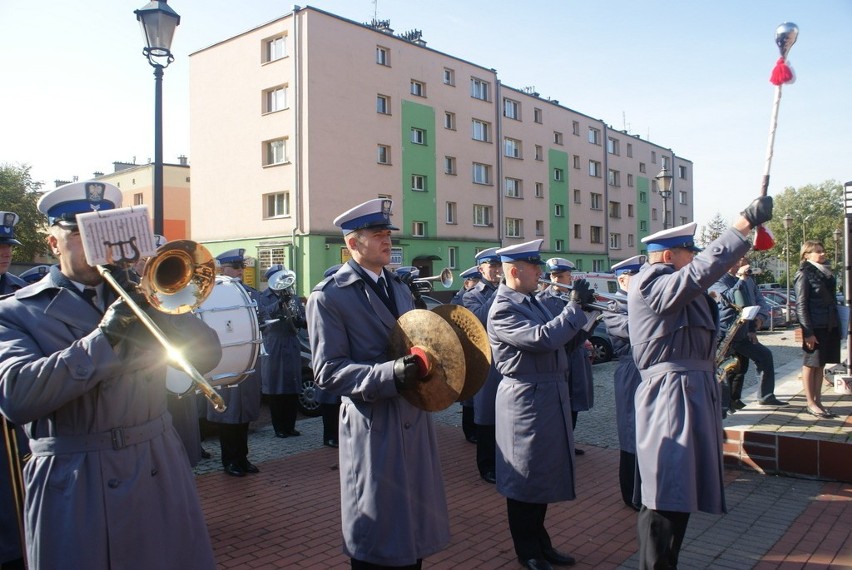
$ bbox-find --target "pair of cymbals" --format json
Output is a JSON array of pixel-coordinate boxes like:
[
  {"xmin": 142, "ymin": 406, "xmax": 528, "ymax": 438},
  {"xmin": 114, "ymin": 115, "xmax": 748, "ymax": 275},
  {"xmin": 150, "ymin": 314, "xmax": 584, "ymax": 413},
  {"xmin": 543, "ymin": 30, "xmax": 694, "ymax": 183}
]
[{"xmin": 389, "ymin": 305, "xmax": 491, "ymax": 411}]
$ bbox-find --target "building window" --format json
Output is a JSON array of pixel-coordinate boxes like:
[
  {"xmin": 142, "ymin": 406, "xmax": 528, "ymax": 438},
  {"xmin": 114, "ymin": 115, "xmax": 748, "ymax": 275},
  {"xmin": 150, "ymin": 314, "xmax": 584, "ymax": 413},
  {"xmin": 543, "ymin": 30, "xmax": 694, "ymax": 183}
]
[
  {"xmin": 679, "ymin": 191, "xmax": 688, "ymax": 205},
  {"xmin": 572, "ymin": 121, "xmax": 580, "ymax": 136},
  {"xmin": 590, "ymin": 193, "xmax": 602, "ymax": 210},
  {"xmin": 639, "ymin": 191, "xmax": 647, "ymax": 203},
  {"xmin": 264, "ymin": 138, "xmax": 287, "ymax": 166},
  {"xmin": 133, "ymin": 193, "xmax": 143, "ymax": 205},
  {"xmin": 609, "ymin": 201, "xmax": 621, "ymax": 218},
  {"xmin": 444, "ymin": 156, "xmax": 457, "ymax": 175},
  {"xmin": 410, "ymin": 128, "xmax": 426, "ymax": 145},
  {"xmin": 553, "ymin": 131, "xmax": 563, "ymax": 145},
  {"xmin": 592, "ymin": 260, "xmax": 605, "ymax": 272},
  {"xmin": 504, "ymin": 98, "xmax": 520, "ymax": 120},
  {"xmin": 555, "ymin": 239, "xmax": 564, "ymax": 252},
  {"xmin": 504, "ymin": 137, "xmax": 522, "ymax": 159},
  {"xmin": 589, "ymin": 160, "xmax": 601, "ymax": 177},
  {"xmin": 628, "ymin": 234, "xmax": 635, "ymax": 247},
  {"xmin": 410, "ymin": 80, "xmax": 425, "ymax": 97},
  {"xmin": 573, "ymin": 155, "xmax": 581, "ymax": 169},
  {"xmin": 554, "ymin": 204, "xmax": 564, "ymax": 217},
  {"xmin": 553, "ymin": 168, "xmax": 564, "ymax": 181},
  {"xmin": 652, "ymin": 208, "xmax": 658, "ymax": 221},
  {"xmin": 628, "ymin": 204, "xmax": 634, "ymax": 217},
  {"xmin": 265, "ymin": 36, "xmax": 286, "ymax": 62},
  {"xmin": 610, "ymin": 233, "xmax": 621, "ymax": 249},
  {"xmin": 680, "ymin": 216, "xmax": 687, "ymax": 226},
  {"xmin": 443, "ymin": 67, "xmax": 455, "ymax": 85},
  {"xmin": 472, "ymin": 119, "xmax": 491, "ymax": 142},
  {"xmin": 473, "ymin": 204, "xmax": 492, "ymax": 226},
  {"xmin": 411, "ymin": 174, "xmax": 427, "ymax": 192},
  {"xmin": 639, "ymin": 162, "xmax": 646, "ymax": 174},
  {"xmin": 535, "ymin": 145, "xmax": 543, "ymax": 161},
  {"xmin": 506, "ymin": 218, "xmax": 523, "ymax": 238},
  {"xmin": 473, "ymin": 163, "xmax": 491, "ymax": 185},
  {"xmin": 588, "ymin": 127, "xmax": 601, "ymax": 145},
  {"xmin": 626, "ymin": 143, "xmax": 633, "ymax": 158},
  {"xmin": 607, "ymin": 137, "xmax": 620, "ymax": 155},
  {"xmin": 376, "ymin": 46, "xmax": 390, "ymax": 66},
  {"xmin": 536, "ymin": 220, "xmax": 545, "ymax": 236},
  {"xmin": 264, "ymin": 86, "xmax": 287, "ymax": 113},
  {"xmin": 532, "ymin": 107, "xmax": 542, "ymax": 123},
  {"xmin": 470, "ymin": 77, "xmax": 490, "ymax": 101},
  {"xmin": 446, "ymin": 201, "xmax": 457, "ymax": 224},
  {"xmin": 265, "ymin": 191, "xmax": 290, "ymax": 217},
  {"xmin": 678, "ymin": 165, "xmax": 687, "ymax": 179},
  {"xmin": 573, "ymin": 189, "xmax": 581, "ymax": 204},
  {"xmin": 651, "ymin": 151, "xmax": 657, "ymax": 164},
  {"xmin": 444, "ymin": 111, "xmax": 456, "ymax": 130},
  {"xmin": 376, "ymin": 94, "xmax": 390, "ymax": 114},
  {"xmin": 627, "ymin": 173, "xmax": 634, "ymax": 187},
  {"xmin": 590, "ymin": 226, "xmax": 603, "ymax": 244},
  {"xmin": 448, "ymin": 246, "xmax": 458, "ymax": 268},
  {"xmin": 640, "ymin": 220, "xmax": 648, "ymax": 231},
  {"xmin": 377, "ymin": 144, "xmax": 391, "ymax": 164},
  {"xmin": 412, "ymin": 221, "xmax": 426, "ymax": 237},
  {"xmin": 257, "ymin": 247, "xmax": 286, "ymax": 271},
  {"xmin": 535, "ymin": 182, "xmax": 544, "ymax": 198},
  {"xmin": 505, "ymin": 177, "xmax": 522, "ymax": 198},
  {"xmin": 573, "ymin": 225, "xmax": 582, "ymax": 239},
  {"xmin": 608, "ymin": 169, "xmax": 620, "ymax": 187},
  {"xmin": 390, "ymin": 247, "xmax": 403, "ymax": 265}
]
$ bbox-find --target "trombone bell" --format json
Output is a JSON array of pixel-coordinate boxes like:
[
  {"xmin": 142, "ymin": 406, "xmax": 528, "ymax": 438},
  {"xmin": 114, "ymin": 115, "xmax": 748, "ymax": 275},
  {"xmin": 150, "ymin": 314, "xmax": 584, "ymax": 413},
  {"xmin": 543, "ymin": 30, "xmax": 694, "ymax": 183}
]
[{"xmin": 140, "ymin": 240, "xmax": 217, "ymax": 314}]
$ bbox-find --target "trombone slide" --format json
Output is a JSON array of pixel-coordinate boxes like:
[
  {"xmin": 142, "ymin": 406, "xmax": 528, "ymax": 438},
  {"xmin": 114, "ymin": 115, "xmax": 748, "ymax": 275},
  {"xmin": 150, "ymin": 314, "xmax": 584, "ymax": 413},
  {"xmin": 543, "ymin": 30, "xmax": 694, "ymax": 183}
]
[{"xmin": 98, "ymin": 267, "xmax": 227, "ymax": 412}]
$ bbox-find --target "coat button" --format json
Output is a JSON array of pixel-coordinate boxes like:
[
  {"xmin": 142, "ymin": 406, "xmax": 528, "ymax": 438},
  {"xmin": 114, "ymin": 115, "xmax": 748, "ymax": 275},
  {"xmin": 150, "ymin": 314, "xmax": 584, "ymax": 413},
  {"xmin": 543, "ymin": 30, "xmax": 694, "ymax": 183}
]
[
  {"xmin": 75, "ymin": 366, "xmax": 88, "ymax": 376},
  {"xmin": 404, "ymin": 422, "xmax": 411, "ymax": 429},
  {"xmin": 108, "ymin": 479, "xmax": 120, "ymax": 488},
  {"xmin": 151, "ymin": 468, "xmax": 158, "ymax": 476}
]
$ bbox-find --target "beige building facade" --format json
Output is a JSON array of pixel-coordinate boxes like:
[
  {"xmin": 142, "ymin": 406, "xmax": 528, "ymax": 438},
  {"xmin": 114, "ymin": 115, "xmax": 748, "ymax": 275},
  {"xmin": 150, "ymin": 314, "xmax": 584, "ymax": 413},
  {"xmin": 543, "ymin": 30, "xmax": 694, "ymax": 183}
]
[{"xmin": 189, "ymin": 7, "xmax": 694, "ymax": 295}]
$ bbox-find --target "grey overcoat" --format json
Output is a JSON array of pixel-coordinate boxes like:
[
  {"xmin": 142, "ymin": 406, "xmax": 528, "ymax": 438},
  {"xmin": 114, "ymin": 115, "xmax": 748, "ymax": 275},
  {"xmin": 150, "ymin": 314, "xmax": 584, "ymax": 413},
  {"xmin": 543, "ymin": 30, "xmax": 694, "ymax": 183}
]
[
  {"xmin": 463, "ymin": 280, "xmax": 501, "ymax": 424},
  {"xmin": 628, "ymin": 228, "xmax": 750, "ymax": 514},
  {"xmin": 488, "ymin": 284, "xmax": 587, "ymax": 503},
  {"xmin": 306, "ymin": 261, "xmax": 450, "ymax": 566},
  {"xmin": 0, "ymin": 267, "xmax": 221, "ymax": 569},
  {"xmin": 601, "ymin": 292, "xmax": 641, "ymax": 453}
]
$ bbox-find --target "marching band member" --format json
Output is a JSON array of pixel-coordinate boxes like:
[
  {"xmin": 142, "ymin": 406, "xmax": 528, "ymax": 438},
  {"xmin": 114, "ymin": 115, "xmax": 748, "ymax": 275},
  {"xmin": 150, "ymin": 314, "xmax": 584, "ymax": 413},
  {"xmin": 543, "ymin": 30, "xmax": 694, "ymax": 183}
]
[
  {"xmin": 452, "ymin": 265, "xmax": 481, "ymax": 443},
  {"xmin": 462, "ymin": 247, "xmax": 503, "ymax": 483},
  {"xmin": 628, "ymin": 195, "xmax": 772, "ymax": 569},
  {"xmin": 488, "ymin": 239, "xmax": 594, "ymax": 570},
  {"xmin": 306, "ymin": 198, "xmax": 449, "ymax": 569},
  {"xmin": 0, "ymin": 181, "xmax": 220, "ymax": 569},
  {"xmin": 600, "ymin": 255, "xmax": 646, "ymax": 510}
]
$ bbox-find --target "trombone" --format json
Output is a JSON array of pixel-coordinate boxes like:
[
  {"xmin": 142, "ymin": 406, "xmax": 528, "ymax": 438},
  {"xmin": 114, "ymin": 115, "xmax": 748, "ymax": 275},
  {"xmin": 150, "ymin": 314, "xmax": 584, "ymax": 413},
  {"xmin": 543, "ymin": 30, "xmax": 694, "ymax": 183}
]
[
  {"xmin": 537, "ymin": 278, "xmax": 619, "ymax": 313},
  {"xmin": 99, "ymin": 240, "xmax": 227, "ymax": 412}
]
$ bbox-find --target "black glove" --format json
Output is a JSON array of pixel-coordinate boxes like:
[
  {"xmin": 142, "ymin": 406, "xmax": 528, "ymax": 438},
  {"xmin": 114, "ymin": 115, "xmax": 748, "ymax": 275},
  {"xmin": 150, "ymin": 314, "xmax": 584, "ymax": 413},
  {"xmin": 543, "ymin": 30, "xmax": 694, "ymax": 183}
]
[
  {"xmin": 98, "ymin": 298, "xmax": 139, "ymax": 347},
  {"xmin": 393, "ymin": 354, "xmax": 420, "ymax": 391},
  {"xmin": 569, "ymin": 278, "xmax": 595, "ymax": 307},
  {"xmin": 740, "ymin": 196, "xmax": 773, "ymax": 227}
]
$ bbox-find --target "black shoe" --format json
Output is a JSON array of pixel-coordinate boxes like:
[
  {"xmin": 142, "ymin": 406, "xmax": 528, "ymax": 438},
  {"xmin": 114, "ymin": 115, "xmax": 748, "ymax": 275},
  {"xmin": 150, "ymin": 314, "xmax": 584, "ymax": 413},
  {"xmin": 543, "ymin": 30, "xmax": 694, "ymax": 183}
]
[
  {"xmin": 465, "ymin": 435, "xmax": 478, "ymax": 444},
  {"xmin": 223, "ymin": 463, "xmax": 245, "ymax": 477},
  {"xmin": 518, "ymin": 559, "xmax": 552, "ymax": 570},
  {"xmin": 481, "ymin": 471, "xmax": 496, "ymax": 484},
  {"xmin": 241, "ymin": 461, "xmax": 260, "ymax": 474},
  {"xmin": 759, "ymin": 395, "xmax": 788, "ymax": 406},
  {"xmin": 324, "ymin": 439, "xmax": 339, "ymax": 448},
  {"xmin": 274, "ymin": 431, "xmax": 288, "ymax": 438},
  {"xmin": 288, "ymin": 429, "xmax": 301, "ymax": 437},
  {"xmin": 200, "ymin": 448, "xmax": 211, "ymax": 459},
  {"xmin": 574, "ymin": 448, "xmax": 585, "ymax": 456},
  {"xmin": 542, "ymin": 547, "xmax": 576, "ymax": 566},
  {"xmin": 731, "ymin": 399, "xmax": 746, "ymax": 411}
]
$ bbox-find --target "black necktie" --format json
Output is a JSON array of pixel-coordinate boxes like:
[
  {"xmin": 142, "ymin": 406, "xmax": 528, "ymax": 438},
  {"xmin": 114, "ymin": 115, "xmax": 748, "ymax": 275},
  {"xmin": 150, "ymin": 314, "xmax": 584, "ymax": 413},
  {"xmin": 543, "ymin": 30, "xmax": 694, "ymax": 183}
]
[
  {"xmin": 529, "ymin": 295, "xmax": 550, "ymax": 321},
  {"xmin": 82, "ymin": 287, "xmax": 100, "ymax": 312}
]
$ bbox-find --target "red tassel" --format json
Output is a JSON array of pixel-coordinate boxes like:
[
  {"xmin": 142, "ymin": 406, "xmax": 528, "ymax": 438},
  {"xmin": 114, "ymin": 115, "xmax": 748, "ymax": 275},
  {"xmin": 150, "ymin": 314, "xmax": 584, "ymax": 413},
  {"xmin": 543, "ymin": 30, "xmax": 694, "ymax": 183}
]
[
  {"xmin": 770, "ymin": 57, "xmax": 794, "ymax": 86},
  {"xmin": 753, "ymin": 225, "xmax": 775, "ymax": 251}
]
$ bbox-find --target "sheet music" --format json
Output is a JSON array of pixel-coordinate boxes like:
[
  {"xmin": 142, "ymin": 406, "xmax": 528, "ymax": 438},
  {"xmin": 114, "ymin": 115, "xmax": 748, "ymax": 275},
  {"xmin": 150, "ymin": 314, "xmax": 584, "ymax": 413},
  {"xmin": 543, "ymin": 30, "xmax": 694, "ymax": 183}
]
[{"xmin": 77, "ymin": 206, "xmax": 157, "ymax": 266}]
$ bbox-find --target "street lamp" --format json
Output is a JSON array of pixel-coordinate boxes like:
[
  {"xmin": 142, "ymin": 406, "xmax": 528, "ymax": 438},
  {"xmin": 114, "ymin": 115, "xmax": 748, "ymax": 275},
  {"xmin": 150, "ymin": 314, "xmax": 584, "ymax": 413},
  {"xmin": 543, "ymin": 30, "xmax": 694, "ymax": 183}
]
[
  {"xmin": 655, "ymin": 167, "xmax": 673, "ymax": 229},
  {"xmin": 135, "ymin": 0, "xmax": 181, "ymax": 236},
  {"xmin": 783, "ymin": 213, "xmax": 793, "ymax": 320},
  {"xmin": 834, "ymin": 228, "xmax": 842, "ymax": 269}
]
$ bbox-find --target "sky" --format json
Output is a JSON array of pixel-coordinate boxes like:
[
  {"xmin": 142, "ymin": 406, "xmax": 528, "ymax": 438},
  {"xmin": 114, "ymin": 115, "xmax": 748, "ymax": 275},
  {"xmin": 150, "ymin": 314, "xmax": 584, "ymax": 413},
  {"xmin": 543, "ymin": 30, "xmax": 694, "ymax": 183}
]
[{"xmin": 1, "ymin": 0, "xmax": 850, "ymax": 227}]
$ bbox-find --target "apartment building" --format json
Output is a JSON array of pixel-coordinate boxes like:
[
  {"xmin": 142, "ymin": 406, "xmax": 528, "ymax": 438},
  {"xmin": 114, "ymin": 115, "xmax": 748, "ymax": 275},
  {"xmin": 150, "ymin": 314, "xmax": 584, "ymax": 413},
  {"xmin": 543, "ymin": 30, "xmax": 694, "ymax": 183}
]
[{"xmin": 189, "ymin": 6, "xmax": 693, "ymax": 294}]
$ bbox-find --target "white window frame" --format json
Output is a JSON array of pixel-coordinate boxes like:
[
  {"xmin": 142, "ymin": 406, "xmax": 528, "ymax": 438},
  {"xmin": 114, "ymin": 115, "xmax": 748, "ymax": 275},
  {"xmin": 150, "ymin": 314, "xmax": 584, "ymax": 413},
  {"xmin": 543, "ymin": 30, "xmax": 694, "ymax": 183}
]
[
  {"xmin": 376, "ymin": 46, "xmax": 390, "ymax": 66},
  {"xmin": 443, "ymin": 67, "xmax": 455, "ymax": 86},
  {"xmin": 265, "ymin": 36, "xmax": 286, "ymax": 62},
  {"xmin": 679, "ymin": 190, "xmax": 688, "ymax": 205},
  {"xmin": 608, "ymin": 169, "xmax": 620, "ymax": 187},
  {"xmin": 448, "ymin": 246, "xmax": 458, "ymax": 269},
  {"xmin": 607, "ymin": 137, "xmax": 620, "ymax": 155},
  {"xmin": 470, "ymin": 77, "xmax": 490, "ymax": 101},
  {"xmin": 504, "ymin": 137, "xmax": 521, "ymax": 158},
  {"xmin": 376, "ymin": 94, "xmax": 390, "ymax": 115},
  {"xmin": 589, "ymin": 160, "xmax": 601, "ymax": 178},
  {"xmin": 609, "ymin": 233, "xmax": 621, "ymax": 249},
  {"xmin": 505, "ymin": 177, "xmax": 522, "ymax": 198},
  {"xmin": 264, "ymin": 191, "xmax": 290, "ymax": 218},
  {"xmin": 264, "ymin": 138, "xmax": 287, "ymax": 166},
  {"xmin": 472, "ymin": 119, "xmax": 490, "ymax": 142},
  {"xmin": 377, "ymin": 144, "xmax": 391, "ymax": 165},
  {"xmin": 534, "ymin": 108, "xmax": 543, "ymax": 123},
  {"xmin": 535, "ymin": 182, "xmax": 544, "ymax": 198},
  {"xmin": 573, "ymin": 189, "xmax": 581, "ymax": 204},
  {"xmin": 411, "ymin": 174, "xmax": 427, "ymax": 192},
  {"xmin": 444, "ymin": 156, "xmax": 457, "ymax": 175},
  {"xmin": 410, "ymin": 128, "xmax": 426, "ymax": 145},
  {"xmin": 590, "ymin": 193, "xmax": 602, "ymax": 210},
  {"xmin": 553, "ymin": 168, "xmax": 564, "ymax": 182},
  {"xmin": 445, "ymin": 202, "xmax": 457, "ymax": 224},
  {"xmin": 554, "ymin": 204, "xmax": 564, "ymax": 217},
  {"xmin": 412, "ymin": 221, "xmax": 426, "ymax": 237},
  {"xmin": 503, "ymin": 98, "xmax": 520, "ymax": 120},
  {"xmin": 505, "ymin": 218, "xmax": 523, "ymax": 238},
  {"xmin": 473, "ymin": 204, "xmax": 492, "ymax": 226},
  {"xmin": 554, "ymin": 131, "xmax": 563, "ymax": 145},
  {"xmin": 555, "ymin": 239, "xmax": 564, "ymax": 251},
  {"xmin": 473, "ymin": 163, "xmax": 491, "ymax": 185},
  {"xmin": 264, "ymin": 86, "xmax": 287, "ymax": 113},
  {"xmin": 444, "ymin": 111, "xmax": 456, "ymax": 130},
  {"xmin": 410, "ymin": 79, "xmax": 425, "ymax": 97},
  {"xmin": 588, "ymin": 127, "xmax": 601, "ymax": 145}
]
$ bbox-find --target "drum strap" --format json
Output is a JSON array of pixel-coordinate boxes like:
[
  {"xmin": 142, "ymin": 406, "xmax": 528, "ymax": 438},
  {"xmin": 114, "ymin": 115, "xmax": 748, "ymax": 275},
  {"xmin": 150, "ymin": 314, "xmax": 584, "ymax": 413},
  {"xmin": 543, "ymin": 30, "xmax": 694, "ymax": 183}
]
[{"xmin": 29, "ymin": 414, "xmax": 172, "ymax": 456}]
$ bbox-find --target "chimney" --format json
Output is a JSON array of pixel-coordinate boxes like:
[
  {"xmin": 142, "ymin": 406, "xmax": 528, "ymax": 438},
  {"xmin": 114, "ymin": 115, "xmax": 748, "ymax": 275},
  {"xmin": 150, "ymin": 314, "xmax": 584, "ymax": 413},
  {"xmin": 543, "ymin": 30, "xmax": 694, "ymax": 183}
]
[
  {"xmin": 93, "ymin": 171, "xmax": 104, "ymax": 178},
  {"xmin": 178, "ymin": 154, "xmax": 188, "ymax": 166}
]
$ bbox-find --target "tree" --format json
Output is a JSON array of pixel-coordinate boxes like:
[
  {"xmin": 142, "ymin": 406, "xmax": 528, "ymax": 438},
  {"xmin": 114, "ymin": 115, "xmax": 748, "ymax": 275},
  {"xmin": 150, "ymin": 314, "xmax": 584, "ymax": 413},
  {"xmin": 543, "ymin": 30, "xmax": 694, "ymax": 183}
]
[
  {"xmin": 696, "ymin": 213, "xmax": 727, "ymax": 247},
  {"xmin": 0, "ymin": 163, "xmax": 48, "ymax": 262}
]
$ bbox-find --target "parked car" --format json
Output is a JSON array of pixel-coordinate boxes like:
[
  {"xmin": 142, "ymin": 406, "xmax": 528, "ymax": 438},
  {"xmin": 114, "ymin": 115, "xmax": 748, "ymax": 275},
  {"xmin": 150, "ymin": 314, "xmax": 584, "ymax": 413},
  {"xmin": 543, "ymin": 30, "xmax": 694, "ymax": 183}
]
[
  {"xmin": 760, "ymin": 297, "xmax": 789, "ymax": 329},
  {"xmin": 296, "ymin": 328, "xmax": 322, "ymax": 417},
  {"xmin": 760, "ymin": 290, "xmax": 798, "ymax": 324},
  {"xmin": 588, "ymin": 321, "xmax": 614, "ymax": 364}
]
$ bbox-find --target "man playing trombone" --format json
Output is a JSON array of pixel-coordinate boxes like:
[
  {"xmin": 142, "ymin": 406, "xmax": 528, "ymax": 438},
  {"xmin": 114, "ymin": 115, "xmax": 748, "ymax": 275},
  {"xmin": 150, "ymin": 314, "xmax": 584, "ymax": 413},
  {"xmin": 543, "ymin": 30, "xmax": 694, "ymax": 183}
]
[{"xmin": 0, "ymin": 181, "xmax": 221, "ymax": 569}]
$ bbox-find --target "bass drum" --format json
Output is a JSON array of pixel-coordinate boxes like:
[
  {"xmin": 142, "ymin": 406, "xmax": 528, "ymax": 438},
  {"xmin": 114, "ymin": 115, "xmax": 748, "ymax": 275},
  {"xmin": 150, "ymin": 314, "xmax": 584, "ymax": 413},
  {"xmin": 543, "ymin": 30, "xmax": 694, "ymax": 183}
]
[{"xmin": 189, "ymin": 275, "xmax": 261, "ymax": 389}]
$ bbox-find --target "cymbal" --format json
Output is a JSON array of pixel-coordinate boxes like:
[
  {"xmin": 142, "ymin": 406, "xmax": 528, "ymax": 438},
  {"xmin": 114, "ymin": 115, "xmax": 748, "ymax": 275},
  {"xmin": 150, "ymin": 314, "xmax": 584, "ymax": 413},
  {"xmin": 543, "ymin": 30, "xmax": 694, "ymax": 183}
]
[
  {"xmin": 389, "ymin": 309, "xmax": 466, "ymax": 411},
  {"xmin": 430, "ymin": 304, "xmax": 491, "ymax": 401}
]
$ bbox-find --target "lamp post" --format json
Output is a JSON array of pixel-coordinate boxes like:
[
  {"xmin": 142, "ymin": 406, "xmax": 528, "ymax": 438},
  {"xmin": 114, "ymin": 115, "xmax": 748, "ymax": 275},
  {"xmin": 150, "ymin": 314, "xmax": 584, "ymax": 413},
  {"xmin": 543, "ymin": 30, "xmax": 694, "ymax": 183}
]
[
  {"xmin": 655, "ymin": 167, "xmax": 673, "ymax": 229},
  {"xmin": 834, "ymin": 227, "xmax": 842, "ymax": 269},
  {"xmin": 784, "ymin": 213, "xmax": 793, "ymax": 320},
  {"xmin": 135, "ymin": 0, "xmax": 181, "ymax": 236}
]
